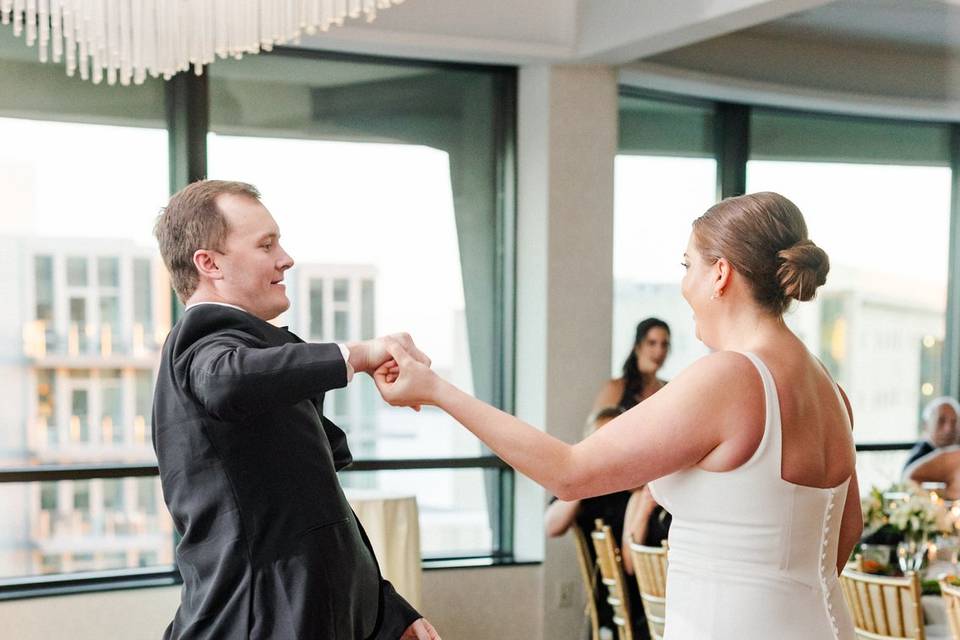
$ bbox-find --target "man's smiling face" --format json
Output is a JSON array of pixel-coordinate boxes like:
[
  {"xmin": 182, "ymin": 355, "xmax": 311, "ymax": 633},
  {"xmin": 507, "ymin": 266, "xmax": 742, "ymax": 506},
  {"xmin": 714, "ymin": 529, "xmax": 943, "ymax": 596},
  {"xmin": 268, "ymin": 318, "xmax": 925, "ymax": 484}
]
[{"xmin": 213, "ymin": 193, "xmax": 295, "ymax": 321}]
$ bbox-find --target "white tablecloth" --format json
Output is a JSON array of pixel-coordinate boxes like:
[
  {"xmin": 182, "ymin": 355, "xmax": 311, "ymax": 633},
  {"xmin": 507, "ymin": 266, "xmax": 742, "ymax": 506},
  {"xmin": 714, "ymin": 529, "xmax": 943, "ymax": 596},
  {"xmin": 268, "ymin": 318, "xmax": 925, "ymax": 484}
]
[{"xmin": 345, "ymin": 489, "xmax": 422, "ymax": 609}]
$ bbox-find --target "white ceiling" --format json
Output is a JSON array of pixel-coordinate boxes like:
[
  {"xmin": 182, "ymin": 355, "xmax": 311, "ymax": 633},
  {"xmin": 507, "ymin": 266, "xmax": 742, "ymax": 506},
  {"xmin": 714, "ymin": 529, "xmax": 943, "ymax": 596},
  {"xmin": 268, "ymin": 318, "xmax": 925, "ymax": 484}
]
[
  {"xmin": 290, "ymin": 0, "xmax": 837, "ymax": 66},
  {"xmin": 750, "ymin": 0, "xmax": 960, "ymax": 55},
  {"xmin": 617, "ymin": 0, "xmax": 960, "ymax": 120}
]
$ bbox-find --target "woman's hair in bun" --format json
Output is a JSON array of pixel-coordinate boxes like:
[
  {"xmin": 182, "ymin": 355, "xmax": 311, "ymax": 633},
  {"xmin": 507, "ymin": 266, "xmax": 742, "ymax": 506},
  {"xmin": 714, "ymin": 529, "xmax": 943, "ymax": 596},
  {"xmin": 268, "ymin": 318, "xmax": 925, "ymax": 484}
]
[
  {"xmin": 777, "ymin": 239, "xmax": 829, "ymax": 302},
  {"xmin": 692, "ymin": 191, "xmax": 829, "ymax": 315}
]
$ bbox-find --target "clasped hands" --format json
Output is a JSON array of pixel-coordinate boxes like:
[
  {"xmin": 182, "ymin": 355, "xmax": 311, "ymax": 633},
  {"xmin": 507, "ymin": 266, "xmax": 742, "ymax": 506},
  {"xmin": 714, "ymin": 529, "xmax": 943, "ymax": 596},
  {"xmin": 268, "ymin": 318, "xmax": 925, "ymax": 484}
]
[{"xmin": 346, "ymin": 333, "xmax": 440, "ymax": 410}]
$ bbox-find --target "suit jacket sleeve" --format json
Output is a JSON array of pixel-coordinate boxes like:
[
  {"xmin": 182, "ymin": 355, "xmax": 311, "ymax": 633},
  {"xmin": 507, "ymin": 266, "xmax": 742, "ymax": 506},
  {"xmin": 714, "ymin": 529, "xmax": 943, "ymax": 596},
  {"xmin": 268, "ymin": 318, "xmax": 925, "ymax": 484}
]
[
  {"xmin": 181, "ymin": 330, "xmax": 348, "ymax": 422},
  {"xmin": 374, "ymin": 579, "xmax": 422, "ymax": 639}
]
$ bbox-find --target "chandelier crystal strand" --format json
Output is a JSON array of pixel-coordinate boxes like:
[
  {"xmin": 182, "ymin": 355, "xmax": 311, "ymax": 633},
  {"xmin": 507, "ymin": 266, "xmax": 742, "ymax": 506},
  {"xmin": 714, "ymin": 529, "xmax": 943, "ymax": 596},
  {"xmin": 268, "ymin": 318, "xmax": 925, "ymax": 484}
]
[
  {"xmin": 131, "ymin": 0, "xmax": 142, "ymax": 84},
  {"xmin": 38, "ymin": 0, "xmax": 49, "ymax": 62},
  {"xmin": 51, "ymin": 0, "xmax": 63, "ymax": 63},
  {"xmin": 118, "ymin": 0, "xmax": 130, "ymax": 84},
  {"xmin": 91, "ymin": 0, "xmax": 104, "ymax": 84},
  {"xmin": 188, "ymin": 0, "xmax": 199, "ymax": 71},
  {"xmin": 63, "ymin": 1, "xmax": 75, "ymax": 75},
  {"xmin": 321, "ymin": 0, "xmax": 334, "ymax": 31},
  {"xmin": 76, "ymin": 0, "xmax": 88, "ymax": 81},
  {"xmin": 213, "ymin": 0, "xmax": 225, "ymax": 58},
  {"xmin": 1, "ymin": 0, "xmax": 403, "ymax": 84},
  {"xmin": 25, "ymin": 0, "xmax": 35, "ymax": 45},
  {"xmin": 12, "ymin": 0, "xmax": 23, "ymax": 36},
  {"xmin": 106, "ymin": 0, "xmax": 119, "ymax": 85},
  {"xmin": 200, "ymin": 0, "xmax": 210, "ymax": 70},
  {"xmin": 362, "ymin": 0, "xmax": 376, "ymax": 23},
  {"xmin": 141, "ymin": 0, "xmax": 154, "ymax": 82},
  {"xmin": 302, "ymin": 0, "xmax": 316, "ymax": 35}
]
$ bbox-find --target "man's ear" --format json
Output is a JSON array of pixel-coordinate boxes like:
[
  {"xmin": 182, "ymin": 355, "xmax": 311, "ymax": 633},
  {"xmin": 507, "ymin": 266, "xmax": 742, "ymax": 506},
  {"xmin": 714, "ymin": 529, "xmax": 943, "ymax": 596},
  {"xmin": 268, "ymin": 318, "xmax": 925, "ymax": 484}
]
[{"xmin": 193, "ymin": 249, "xmax": 224, "ymax": 281}]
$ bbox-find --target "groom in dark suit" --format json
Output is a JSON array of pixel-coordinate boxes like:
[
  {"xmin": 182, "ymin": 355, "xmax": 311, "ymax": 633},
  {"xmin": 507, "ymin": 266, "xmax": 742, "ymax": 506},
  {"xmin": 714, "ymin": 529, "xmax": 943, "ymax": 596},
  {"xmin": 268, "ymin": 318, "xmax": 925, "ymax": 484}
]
[{"xmin": 151, "ymin": 180, "xmax": 440, "ymax": 640}]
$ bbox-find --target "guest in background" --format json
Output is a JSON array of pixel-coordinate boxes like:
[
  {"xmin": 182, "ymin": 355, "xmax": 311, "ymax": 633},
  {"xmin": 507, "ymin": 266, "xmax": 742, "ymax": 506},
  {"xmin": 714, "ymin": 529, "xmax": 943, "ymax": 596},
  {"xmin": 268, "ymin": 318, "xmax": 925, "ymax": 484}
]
[
  {"xmin": 544, "ymin": 406, "xmax": 649, "ymax": 639},
  {"xmin": 904, "ymin": 397, "xmax": 960, "ymax": 498},
  {"xmin": 591, "ymin": 318, "xmax": 673, "ymax": 574},
  {"xmin": 592, "ymin": 317, "xmax": 671, "ymax": 412},
  {"xmin": 903, "ymin": 396, "xmax": 960, "ymax": 470}
]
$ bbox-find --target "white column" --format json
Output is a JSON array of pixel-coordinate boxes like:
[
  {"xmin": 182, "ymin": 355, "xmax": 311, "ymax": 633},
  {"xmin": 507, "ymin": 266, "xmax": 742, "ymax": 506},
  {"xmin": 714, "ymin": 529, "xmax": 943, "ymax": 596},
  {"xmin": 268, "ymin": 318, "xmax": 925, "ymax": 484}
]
[{"xmin": 515, "ymin": 64, "xmax": 618, "ymax": 640}]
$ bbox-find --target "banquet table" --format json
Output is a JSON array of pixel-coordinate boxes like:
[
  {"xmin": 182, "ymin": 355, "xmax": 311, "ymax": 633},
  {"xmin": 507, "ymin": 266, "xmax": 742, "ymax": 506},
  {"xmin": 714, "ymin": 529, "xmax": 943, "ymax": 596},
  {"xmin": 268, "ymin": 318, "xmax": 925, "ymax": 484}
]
[{"xmin": 345, "ymin": 488, "xmax": 422, "ymax": 609}]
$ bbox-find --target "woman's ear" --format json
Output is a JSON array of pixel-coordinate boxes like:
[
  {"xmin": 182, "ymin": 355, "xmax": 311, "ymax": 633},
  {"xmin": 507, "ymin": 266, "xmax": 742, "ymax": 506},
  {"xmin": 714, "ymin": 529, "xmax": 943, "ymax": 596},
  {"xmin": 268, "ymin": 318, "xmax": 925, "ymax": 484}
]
[{"xmin": 714, "ymin": 257, "xmax": 732, "ymax": 295}]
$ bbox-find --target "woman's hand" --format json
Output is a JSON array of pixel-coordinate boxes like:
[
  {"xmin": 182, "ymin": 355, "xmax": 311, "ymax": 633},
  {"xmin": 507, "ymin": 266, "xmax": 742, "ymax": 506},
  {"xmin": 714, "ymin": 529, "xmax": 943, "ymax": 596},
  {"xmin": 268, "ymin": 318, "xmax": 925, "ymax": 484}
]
[
  {"xmin": 401, "ymin": 618, "xmax": 441, "ymax": 640},
  {"xmin": 373, "ymin": 339, "xmax": 442, "ymax": 409}
]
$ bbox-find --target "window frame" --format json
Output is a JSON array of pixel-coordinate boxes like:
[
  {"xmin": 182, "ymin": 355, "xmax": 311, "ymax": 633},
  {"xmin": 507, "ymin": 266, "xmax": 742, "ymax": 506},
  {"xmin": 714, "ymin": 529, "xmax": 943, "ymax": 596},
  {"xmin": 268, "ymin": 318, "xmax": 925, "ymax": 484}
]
[
  {"xmin": 617, "ymin": 86, "xmax": 960, "ymax": 447},
  {"xmin": 0, "ymin": 47, "xmax": 517, "ymax": 600}
]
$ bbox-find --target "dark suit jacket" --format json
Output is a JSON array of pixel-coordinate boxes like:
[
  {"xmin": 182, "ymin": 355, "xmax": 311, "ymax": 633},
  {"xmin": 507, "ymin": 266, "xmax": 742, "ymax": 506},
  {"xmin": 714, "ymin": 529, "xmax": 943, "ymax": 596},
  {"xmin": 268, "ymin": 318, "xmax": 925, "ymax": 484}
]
[
  {"xmin": 904, "ymin": 440, "xmax": 936, "ymax": 470},
  {"xmin": 152, "ymin": 304, "xmax": 420, "ymax": 639}
]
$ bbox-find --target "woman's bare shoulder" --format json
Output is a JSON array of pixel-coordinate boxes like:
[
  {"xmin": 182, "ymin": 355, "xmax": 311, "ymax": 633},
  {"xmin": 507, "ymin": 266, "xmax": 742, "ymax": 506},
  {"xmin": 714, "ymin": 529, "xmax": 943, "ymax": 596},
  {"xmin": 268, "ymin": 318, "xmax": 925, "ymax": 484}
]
[{"xmin": 672, "ymin": 350, "xmax": 759, "ymax": 383}]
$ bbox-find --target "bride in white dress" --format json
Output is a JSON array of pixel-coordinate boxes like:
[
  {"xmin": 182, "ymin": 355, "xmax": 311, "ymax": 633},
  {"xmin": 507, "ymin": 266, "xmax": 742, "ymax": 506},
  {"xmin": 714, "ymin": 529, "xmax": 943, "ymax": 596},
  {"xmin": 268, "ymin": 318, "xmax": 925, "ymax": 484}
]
[{"xmin": 375, "ymin": 192, "xmax": 860, "ymax": 640}]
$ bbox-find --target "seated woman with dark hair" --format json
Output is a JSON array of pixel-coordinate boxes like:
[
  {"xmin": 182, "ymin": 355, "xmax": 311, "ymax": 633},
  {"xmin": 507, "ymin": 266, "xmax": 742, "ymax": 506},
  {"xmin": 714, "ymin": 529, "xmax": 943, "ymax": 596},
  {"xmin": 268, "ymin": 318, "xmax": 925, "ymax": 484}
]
[{"xmin": 591, "ymin": 317, "xmax": 674, "ymax": 569}]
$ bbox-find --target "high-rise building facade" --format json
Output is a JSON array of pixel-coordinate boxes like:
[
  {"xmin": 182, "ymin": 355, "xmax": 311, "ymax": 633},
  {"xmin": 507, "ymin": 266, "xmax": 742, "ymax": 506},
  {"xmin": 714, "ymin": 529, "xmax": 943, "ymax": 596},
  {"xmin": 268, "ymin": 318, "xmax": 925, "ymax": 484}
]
[{"xmin": 0, "ymin": 236, "xmax": 174, "ymax": 578}]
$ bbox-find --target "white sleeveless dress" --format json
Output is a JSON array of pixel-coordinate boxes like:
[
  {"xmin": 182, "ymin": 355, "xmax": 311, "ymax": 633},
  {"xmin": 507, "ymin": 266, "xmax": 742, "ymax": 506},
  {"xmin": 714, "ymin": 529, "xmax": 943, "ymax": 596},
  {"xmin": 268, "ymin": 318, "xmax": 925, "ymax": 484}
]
[{"xmin": 648, "ymin": 352, "xmax": 855, "ymax": 640}]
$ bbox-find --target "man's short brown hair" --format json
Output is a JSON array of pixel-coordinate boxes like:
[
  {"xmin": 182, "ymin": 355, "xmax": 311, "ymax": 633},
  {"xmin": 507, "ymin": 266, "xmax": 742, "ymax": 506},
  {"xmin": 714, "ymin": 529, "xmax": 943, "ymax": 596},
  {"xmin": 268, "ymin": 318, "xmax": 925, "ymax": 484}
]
[{"xmin": 154, "ymin": 180, "xmax": 261, "ymax": 303}]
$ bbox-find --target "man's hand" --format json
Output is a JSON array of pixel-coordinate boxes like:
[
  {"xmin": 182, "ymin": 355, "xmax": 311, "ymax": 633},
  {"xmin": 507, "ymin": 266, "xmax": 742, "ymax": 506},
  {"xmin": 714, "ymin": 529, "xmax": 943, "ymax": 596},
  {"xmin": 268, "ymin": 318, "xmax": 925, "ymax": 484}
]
[
  {"xmin": 400, "ymin": 617, "xmax": 441, "ymax": 640},
  {"xmin": 373, "ymin": 340, "xmax": 442, "ymax": 410},
  {"xmin": 347, "ymin": 333, "xmax": 431, "ymax": 376}
]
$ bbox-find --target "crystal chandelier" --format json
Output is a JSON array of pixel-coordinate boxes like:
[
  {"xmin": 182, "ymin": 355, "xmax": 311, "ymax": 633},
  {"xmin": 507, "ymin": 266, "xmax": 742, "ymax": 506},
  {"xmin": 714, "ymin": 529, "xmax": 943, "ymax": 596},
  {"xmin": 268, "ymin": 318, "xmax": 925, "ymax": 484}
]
[{"xmin": 0, "ymin": 0, "xmax": 405, "ymax": 85}]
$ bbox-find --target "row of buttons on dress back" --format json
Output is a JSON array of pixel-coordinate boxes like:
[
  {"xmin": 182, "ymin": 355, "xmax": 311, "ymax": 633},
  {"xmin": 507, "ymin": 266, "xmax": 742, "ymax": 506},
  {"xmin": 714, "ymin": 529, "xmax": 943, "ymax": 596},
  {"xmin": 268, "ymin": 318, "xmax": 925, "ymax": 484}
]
[{"xmin": 820, "ymin": 488, "xmax": 841, "ymax": 638}]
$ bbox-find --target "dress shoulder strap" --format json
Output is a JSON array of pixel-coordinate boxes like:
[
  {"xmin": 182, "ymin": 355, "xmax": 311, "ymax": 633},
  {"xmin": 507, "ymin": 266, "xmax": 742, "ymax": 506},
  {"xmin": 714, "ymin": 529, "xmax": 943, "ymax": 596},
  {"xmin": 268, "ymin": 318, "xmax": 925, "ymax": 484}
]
[{"xmin": 734, "ymin": 351, "xmax": 782, "ymax": 471}]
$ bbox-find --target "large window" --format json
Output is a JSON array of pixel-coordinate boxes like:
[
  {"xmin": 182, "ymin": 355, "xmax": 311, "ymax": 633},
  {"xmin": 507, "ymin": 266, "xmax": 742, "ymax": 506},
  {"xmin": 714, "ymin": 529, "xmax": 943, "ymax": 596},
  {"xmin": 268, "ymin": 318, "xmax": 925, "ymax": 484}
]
[
  {"xmin": 613, "ymin": 94, "xmax": 715, "ymax": 380},
  {"xmin": 0, "ymin": 30, "xmax": 514, "ymax": 594},
  {"xmin": 615, "ymin": 92, "xmax": 960, "ymax": 497},
  {"xmin": 0, "ymin": 23, "xmax": 174, "ymax": 583},
  {"xmin": 747, "ymin": 109, "xmax": 953, "ymax": 490},
  {"xmin": 206, "ymin": 52, "xmax": 513, "ymax": 559}
]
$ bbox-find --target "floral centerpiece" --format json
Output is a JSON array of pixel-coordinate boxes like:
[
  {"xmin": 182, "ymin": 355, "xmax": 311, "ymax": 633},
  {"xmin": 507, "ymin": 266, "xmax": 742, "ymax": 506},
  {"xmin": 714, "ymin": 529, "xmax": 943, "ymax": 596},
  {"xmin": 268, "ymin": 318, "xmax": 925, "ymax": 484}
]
[
  {"xmin": 858, "ymin": 484, "xmax": 957, "ymax": 576},
  {"xmin": 862, "ymin": 484, "xmax": 955, "ymax": 541}
]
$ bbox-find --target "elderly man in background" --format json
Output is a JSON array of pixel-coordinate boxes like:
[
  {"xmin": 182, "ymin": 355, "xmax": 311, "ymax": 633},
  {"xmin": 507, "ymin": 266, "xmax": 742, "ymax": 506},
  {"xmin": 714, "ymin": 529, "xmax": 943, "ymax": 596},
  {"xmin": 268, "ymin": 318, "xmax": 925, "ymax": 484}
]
[{"xmin": 904, "ymin": 396, "xmax": 960, "ymax": 498}]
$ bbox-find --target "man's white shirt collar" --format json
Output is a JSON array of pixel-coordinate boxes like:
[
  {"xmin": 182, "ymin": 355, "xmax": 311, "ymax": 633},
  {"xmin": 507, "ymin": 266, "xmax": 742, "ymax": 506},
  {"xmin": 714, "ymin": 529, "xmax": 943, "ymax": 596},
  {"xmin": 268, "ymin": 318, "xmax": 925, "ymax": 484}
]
[{"xmin": 184, "ymin": 301, "xmax": 250, "ymax": 314}]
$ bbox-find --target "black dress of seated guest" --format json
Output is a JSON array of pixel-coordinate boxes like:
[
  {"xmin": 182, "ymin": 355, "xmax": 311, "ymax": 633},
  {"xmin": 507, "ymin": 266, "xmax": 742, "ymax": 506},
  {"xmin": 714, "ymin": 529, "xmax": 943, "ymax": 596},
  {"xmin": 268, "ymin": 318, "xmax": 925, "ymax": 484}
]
[
  {"xmin": 904, "ymin": 440, "xmax": 936, "ymax": 470},
  {"xmin": 573, "ymin": 491, "xmax": 650, "ymax": 640}
]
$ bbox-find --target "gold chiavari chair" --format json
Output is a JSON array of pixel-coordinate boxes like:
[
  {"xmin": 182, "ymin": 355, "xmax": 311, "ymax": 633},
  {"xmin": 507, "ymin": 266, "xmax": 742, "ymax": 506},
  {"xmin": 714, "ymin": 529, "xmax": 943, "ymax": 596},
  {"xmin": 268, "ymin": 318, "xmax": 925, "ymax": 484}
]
[
  {"xmin": 572, "ymin": 527, "xmax": 601, "ymax": 640},
  {"xmin": 591, "ymin": 519, "xmax": 634, "ymax": 640},
  {"xmin": 939, "ymin": 578, "xmax": 960, "ymax": 640},
  {"xmin": 840, "ymin": 567, "xmax": 925, "ymax": 640},
  {"xmin": 628, "ymin": 537, "xmax": 668, "ymax": 640}
]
